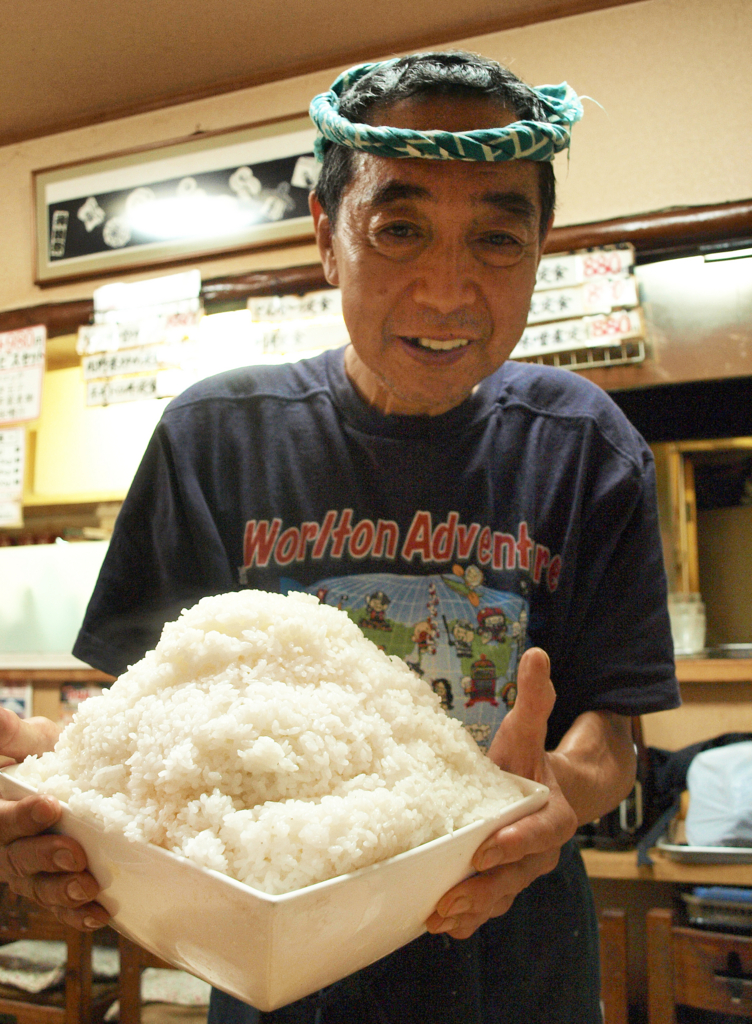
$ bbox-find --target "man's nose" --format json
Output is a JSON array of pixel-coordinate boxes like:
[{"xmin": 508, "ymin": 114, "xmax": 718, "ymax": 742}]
[{"xmin": 410, "ymin": 243, "xmax": 478, "ymax": 314}]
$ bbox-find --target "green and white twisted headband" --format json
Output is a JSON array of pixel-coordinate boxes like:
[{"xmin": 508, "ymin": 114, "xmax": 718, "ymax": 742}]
[{"xmin": 309, "ymin": 59, "xmax": 584, "ymax": 164}]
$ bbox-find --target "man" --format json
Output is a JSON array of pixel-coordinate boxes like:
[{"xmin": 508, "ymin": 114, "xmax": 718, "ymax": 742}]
[{"xmin": 0, "ymin": 52, "xmax": 679, "ymax": 1023}]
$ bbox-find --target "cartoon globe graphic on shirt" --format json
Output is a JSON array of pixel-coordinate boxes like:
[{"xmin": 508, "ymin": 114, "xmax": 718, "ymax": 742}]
[{"xmin": 282, "ymin": 571, "xmax": 529, "ymax": 752}]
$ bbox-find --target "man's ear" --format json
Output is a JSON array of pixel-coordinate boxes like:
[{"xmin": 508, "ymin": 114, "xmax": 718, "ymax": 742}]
[
  {"xmin": 538, "ymin": 214, "xmax": 554, "ymax": 262},
  {"xmin": 309, "ymin": 192, "xmax": 339, "ymax": 287}
]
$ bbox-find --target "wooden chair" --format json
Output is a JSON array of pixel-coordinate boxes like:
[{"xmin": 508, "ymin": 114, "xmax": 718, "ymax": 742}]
[
  {"xmin": 599, "ymin": 907, "xmax": 629, "ymax": 1024},
  {"xmin": 647, "ymin": 907, "xmax": 752, "ymax": 1022},
  {"xmin": 0, "ymin": 885, "xmax": 119, "ymax": 1024},
  {"xmin": 117, "ymin": 935, "xmax": 185, "ymax": 1024}
]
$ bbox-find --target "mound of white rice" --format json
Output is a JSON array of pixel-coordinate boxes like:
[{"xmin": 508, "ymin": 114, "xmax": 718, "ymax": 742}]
[{"xmin": 18, "ymin": 590, "xmax": 524, "ymax": 894}]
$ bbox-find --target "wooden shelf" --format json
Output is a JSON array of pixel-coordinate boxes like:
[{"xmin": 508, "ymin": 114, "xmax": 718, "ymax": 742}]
[
  {"xmin": 675, "ymin": 658, "xmax": 752, "ymax": 684},
  {"xmin": 582, "ymin": 847, "xmax": 752, "ymax": 885},
  {"xmin": 0, "ymin": 669, "xmax": 114, "ymax": 684},
  {"xmin": 22, "ymin": 491, "xmax": 126, "ymax": 507}
]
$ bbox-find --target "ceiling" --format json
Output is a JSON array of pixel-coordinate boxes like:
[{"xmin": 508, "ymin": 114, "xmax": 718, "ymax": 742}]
[{"xmin": 1, "ymin": 0, "xmax": 640, "ymax": 148}]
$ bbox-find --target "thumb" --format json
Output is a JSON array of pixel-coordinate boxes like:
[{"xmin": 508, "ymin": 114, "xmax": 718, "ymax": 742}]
[
  {"xmin": 488, "ymin": 647, "xmax": 555, "ymax": 781},
  {"xmin": 0, "ymin": 709, "xmax": 59, "ymax": 765}
]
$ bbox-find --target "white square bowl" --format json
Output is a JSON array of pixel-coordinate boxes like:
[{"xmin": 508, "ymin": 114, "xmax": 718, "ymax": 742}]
[{"xmin": 0, "ymin": 765, "xmax": 547, "ymax": 1011}]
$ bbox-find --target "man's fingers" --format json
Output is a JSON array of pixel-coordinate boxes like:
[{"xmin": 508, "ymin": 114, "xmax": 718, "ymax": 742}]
[
  {"xmin": 53, "ymin": 903, "xmax": 110, "ymax": 931},
  {"xmin": 427, "ymin": 852, "xmax": 559, "ymax": 938},
  {"xmin": 472, "ymin": 813, "xmax": 562, "ymax": 872},
  {"xmin": 27, "ymin": 867, "xmax": 100, "ymax": 910},
  {"xmin": 472, "ymin": 785, "xmax": 578, "ymax": 873},
  {"xmin": 0, "ymin": 710, "xmax": 60, "ymax": 762},
  {"xmin": 6, "ymin": 868, "xmax": 108, "ymax": 930},
  {"xmin": 0, "ymin": 795, "xmax": 61, "ymax": 846},
  {"xmin": 1, "ymin": 831, "xmax": 87, "ymax": 879}
]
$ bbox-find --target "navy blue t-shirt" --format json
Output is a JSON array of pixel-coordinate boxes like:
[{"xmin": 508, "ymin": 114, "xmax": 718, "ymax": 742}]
[{"xmin": 74, "ymin": 348, "xmax": 679, "ymax": 749}]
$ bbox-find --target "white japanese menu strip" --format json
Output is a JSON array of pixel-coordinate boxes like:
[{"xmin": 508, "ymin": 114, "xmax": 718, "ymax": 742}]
[
  {"xmin": 82, "ymin": 344, "xmax": 185, "ymax": 380},
  {"xmin": 526, "ymin": 275, "xmax": 638, "ymax": 326},
  {"xmin": 0, "ymin": 427, "xmax": 25, "ymax": 499},
  {"xmin": 77, "ymin": 310, "xmax": 202, "ymax": 355},
  {"xmin": 0, "ymin": 325, "xmax": 46, "ymax": 373},
  {"xmin": 534, "ymin": 247, "xmax": 635, "ymax": 292},
  {"xmin": 86, "ymin": 376, "xmax": 159, "ymax": 407},
  {"xmin": 511, "ymin": 308, "xmax": 643, "ymax": 360},
  {"xmin": 248, "ymin": 289, "xmax": 343, "ymax": 322},
  {"xmin": 0, "ymin": 366, "xmax": 44, "ymax": 425},
  {"xmin": 0, "ymin": 501, "xmax": 23, "ymax": 528}
]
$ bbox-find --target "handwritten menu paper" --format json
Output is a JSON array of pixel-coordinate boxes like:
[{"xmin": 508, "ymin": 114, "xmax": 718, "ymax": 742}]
[
  {"xmin": 86, "ymin": 376, "xmax": 159, "ymax": 406},
  {"xmin": 534, "ymin": 247, "xmax": 635, "ymax": 291},
  {"xmin": 0, "ymin": 426, "xmax": 24, "ymax": 527},
  {"xmin": 0, "ymin": 326, "xmax": 46, "ymax": 425},
  {"xmin": 0, "ymin": 427, "xmax": 24, "ymax": 498},
  {"xmin": 512, "ymin": 308, "xmax": 643, "ymax": 360},
  {"xmin": 526, "ymin": 275, "xmax": 638, "ymax": 325},
  {"xmin": 510, "ymin": 245, "xmax": 644, "ymax": 365}
]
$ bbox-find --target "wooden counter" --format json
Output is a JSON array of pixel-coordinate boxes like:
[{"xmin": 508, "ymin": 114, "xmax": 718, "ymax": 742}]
[
  {"xmin": 0, "ymin": 666, "xmax": 114, "ymax": 720},
  {"xmin": 582, "ymin": 847, "xmax": 752, "ymax": 886},
  {"xmin": 674, "ymin": 657, "xmax": 752, "ymax": 684}
]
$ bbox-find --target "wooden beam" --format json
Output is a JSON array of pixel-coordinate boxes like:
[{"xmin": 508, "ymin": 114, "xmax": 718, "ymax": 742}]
[
  {"xmin": 547, "ymin": 199, "xmax": 752, "ymax": 257},
  {"xmin": 2, "ymin": 199, "xmax": 750, "ymax": 339}
]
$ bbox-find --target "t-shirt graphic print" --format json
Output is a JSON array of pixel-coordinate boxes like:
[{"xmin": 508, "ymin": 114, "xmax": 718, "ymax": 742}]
[{"xmin": 281, "ymin": 570, "xmax": 529, "ymax": 752}]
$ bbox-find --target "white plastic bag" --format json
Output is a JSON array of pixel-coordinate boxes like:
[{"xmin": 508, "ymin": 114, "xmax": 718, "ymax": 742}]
[{"xmin": 685, "ymin": 741, "xmax": 752, "ymax": 847}]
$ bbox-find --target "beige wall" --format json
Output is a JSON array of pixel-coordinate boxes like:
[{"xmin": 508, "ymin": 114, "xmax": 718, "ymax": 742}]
[{"xmin": 2, "ymin": 0, "xmax": 750, "ymax": 314}]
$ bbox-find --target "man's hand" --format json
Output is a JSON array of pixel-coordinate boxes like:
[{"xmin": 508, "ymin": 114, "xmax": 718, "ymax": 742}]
[
  {"xmin": 426, "ymin": 648, "xmax": 635, "ymax": 940},
  {"xmin": 0, "ymin": 709, "xmax": 109, "ymax": 930}
]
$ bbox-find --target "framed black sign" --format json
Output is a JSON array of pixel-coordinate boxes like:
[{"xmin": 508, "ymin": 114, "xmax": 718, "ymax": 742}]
[{"xmin": 34, "ymin": 114, "xmax": 318, "ymax": 283}]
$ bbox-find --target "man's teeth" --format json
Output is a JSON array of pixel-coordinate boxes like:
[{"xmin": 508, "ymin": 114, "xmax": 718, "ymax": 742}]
[{"xmin": 412, "ymin": 338, "xmax": 470, "ymax": 351}]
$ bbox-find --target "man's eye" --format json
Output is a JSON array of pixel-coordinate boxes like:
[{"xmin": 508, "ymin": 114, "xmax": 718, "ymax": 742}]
[
  {"xmin": 475, "ymin": 232, "xmax": 528, "ymax": 267},
  {"xmin": 482, "ymin": 232, "xmax": 523, "ymax": 247},
  {"xmin": 381, "ymin": 222, "xmax": 419, "ymax": 239}
]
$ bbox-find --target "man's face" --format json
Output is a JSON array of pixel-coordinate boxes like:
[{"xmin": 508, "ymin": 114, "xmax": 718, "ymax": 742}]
[{"xmin": 311, "ymin": 94, "xmax": 550, "ymax": 416}]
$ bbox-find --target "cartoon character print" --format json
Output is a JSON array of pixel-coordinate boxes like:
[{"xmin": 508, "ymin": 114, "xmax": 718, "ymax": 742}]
[
  {"xmin": 465, "ymin": 723, "xmax": 492, "ymax": 752},
  {"xmin": 441, "ymin": 564, "xmax": 484, "ymax": 606},
  {"xmin": 447, "ymin": 617, "xmax": 475, "ymax": 659},
  {"xmin": 287, "ymin": 572, "xmax": 529, "ymax": 753},
  {"xmin": 412, "ymin": 620, "xmax": 434, "ymax": 653},
  {"xmin": 360, "ymin": 590, "xmax": 393, "ymax": 631},
  {"xmin": 476, "ymin": 606, "xmax": 507, "ymax": 644},
  {"xmin": 500, "ymin": 680, "xmax": 518, "ymax": 709},
  {"xmin": 462, "ymin": 654, "xmax": 499, "ymax": 707},
  {"xmin": 430, "ymin": 678, "xmax": 454, "ymax": 711}
]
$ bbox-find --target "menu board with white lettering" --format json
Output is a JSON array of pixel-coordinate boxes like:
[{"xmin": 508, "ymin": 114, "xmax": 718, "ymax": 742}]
[
  {"xmin": 0, "ymin": 326, "xmax": 46, "ymax": 424},
  {"xmin": 510, "ymin": 245, "xmax": 644, "ymax": 362}
]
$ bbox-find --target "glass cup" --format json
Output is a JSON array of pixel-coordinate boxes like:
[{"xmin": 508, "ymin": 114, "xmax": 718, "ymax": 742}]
[{"xmin": 667, "ymin": 593, "xmax": 706, "ymax": 656}]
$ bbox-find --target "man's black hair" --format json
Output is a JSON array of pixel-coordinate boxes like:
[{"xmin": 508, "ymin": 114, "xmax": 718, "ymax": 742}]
[{"xmin": 313, "ymin": 51, "xmax": 556, "ymax": 237}]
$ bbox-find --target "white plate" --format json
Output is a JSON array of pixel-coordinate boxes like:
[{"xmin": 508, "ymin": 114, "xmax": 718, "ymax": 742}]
[
  {"xmin": 0, "ymin": 764, "xmax": 547, "ymax": 1011},
  {"xmin": 656, "ymin": 838, "xmax": 752, "ymax": 864}
]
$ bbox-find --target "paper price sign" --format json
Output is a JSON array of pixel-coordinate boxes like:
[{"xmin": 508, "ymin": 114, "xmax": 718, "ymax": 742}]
[
  {"xmin": 0, "ymin": 427, "xmax": 25, "ymax": 499},
  {"xmin": 0, "ymin": 366, "xmax": 44, "ymax": 425},
  {"xmin": 86, "ymin": 376, "xmax": 158, "ymax": 406},
  {"xmin": 77, "ymin": 310, "xmax": 201, "ymax": 355},
  {"xmin": 82, "ymin": 344, "xmax": 185, "ymax": 380},
  {"xmin": 512, "ymin": 308, "xmax": 643, "ymax": 359},
  {"xmin": 527, "ymin": 275, "xmax": 638, "ymax": 325},
  {"xmin": 0, "ymin": 325, "xmax": 46, "ymax": 372},
  {"xmin": 0, "ymin": 501, "xmax": 23, "ymax": 528},
  {"xmin": 535, "ymin": 247, "xmax": 635, "ymax": 292},
  {"xmin": 249, "ymin": 290, "xmax": 343, "ymax": 322}
]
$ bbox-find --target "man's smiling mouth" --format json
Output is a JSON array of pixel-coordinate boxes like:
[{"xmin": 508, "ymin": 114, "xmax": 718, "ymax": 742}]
[{"xmin": 401, "ymin": 337, "xmax": 471, "ymax": 352}]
